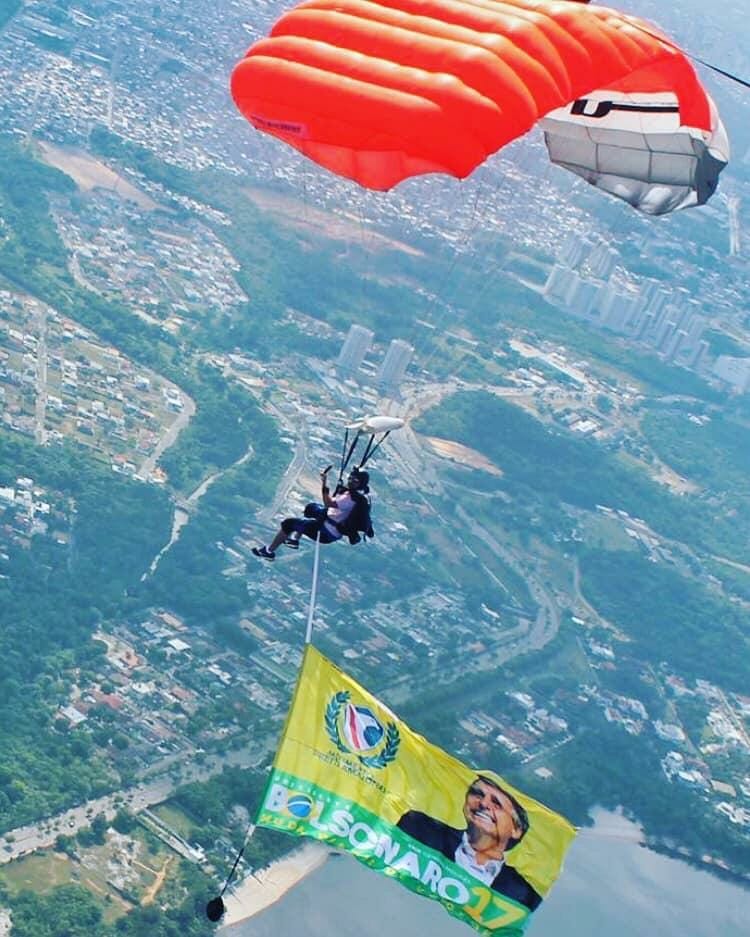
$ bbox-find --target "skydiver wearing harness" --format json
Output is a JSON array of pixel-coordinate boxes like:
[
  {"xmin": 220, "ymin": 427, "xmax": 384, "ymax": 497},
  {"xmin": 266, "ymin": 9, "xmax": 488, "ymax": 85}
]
[{"xmin": 252, "ymin": 467, "xmax": 373, "ymax": 561}]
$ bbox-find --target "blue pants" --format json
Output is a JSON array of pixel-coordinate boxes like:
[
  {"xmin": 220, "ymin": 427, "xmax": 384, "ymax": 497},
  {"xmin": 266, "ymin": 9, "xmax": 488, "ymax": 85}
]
[{"xmin": 281, "ymin": 516, "xmax": 338, "ymax": 543}]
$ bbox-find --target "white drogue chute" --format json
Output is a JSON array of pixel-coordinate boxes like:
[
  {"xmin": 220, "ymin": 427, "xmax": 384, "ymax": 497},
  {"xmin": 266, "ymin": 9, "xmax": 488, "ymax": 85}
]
[
  {"xmin": 339, "ymin": 414, "xmax": 405, "ymax": 482},
  {"xmin": 346, "ymin": 417, "xmax": 368, "ymax": 431},
  {"xmin": 363, "ymin": 415, "xmax": 406, "ymax": 433},
  {"xmin": 346, "ymin": 415, "xmax": 404, "ymax": 432}
]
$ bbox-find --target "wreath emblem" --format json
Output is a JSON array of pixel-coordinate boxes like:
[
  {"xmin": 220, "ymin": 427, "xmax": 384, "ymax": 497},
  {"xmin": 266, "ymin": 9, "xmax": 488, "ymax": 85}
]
[{"xmin": 325, "ymin": 691, "xmax": 400, "ymax": 770}]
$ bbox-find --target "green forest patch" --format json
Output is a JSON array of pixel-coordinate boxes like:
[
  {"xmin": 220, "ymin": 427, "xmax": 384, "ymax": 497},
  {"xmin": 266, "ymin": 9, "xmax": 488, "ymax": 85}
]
[
  {"xmin": 579, "ymin": 549, "xmax": 750, "ymax": 693},
  {"xmin": 416, "ymin": 390, "xmax": 749, "ymax": 564},
  {"xmin": 641, "ymin": 410, "xmax": 750, "ymax": 491},
  {"xmin": 706, "ymin": 557, "xmax": 750, "ymax": 603}
]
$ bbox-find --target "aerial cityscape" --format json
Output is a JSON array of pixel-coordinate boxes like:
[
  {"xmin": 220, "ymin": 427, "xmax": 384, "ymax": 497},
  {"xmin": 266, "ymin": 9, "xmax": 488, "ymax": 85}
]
[{"xmin": 0, "ymin": 1, "xmax": 749, "ymax": 936}]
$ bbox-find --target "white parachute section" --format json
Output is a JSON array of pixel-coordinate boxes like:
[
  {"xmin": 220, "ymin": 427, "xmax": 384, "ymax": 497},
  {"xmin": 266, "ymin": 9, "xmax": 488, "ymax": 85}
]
[
  {"xmin": 337, "ymin": 413, "xmax": 405, "ymax": 484},
  {"xmin": 540, "ymin": 90, "xmax": 729, "ymax": 215},
  {"xmin": 346, "ymin": 415, "xmax": 405, "ymax": 434}
]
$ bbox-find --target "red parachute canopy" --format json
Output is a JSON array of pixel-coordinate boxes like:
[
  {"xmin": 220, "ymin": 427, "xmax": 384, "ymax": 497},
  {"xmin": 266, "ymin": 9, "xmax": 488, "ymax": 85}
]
[{"xmin": 231, "ymin": 0, "xmax": 727, "ymax": 212}]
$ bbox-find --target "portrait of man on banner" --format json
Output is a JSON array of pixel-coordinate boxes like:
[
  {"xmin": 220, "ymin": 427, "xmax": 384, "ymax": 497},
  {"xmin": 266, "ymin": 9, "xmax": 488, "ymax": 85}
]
[{"xmin": 398, "ymin": 773, "xmax": 541, "ymax": 911}]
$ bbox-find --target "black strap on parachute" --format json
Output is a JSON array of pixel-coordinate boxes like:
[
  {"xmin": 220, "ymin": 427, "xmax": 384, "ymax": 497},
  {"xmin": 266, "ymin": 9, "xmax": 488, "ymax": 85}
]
[
  {"xmin": 337, "ymin": 425, "xmax": 393, "ymax": 488},
  {"xmin": 358, "ymin": 429, "xmax": 392, "ymax": 469},
  {"xmin": 338, "ymin": 427, "xmax": 361, "ymax": 487}
]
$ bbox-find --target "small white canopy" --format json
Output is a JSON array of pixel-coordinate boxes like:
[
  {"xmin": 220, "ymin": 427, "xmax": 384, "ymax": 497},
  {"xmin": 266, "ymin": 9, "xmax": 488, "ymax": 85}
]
[{"xmin": 346, "ymin": 415, "xmax": 405, "ymax": 433}]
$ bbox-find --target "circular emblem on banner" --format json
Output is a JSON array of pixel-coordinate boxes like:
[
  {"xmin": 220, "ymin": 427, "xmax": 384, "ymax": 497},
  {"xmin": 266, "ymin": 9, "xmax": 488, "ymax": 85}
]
[{"xmin": 325, "ymin": 691, "xmax": 400, "ymax": 769}]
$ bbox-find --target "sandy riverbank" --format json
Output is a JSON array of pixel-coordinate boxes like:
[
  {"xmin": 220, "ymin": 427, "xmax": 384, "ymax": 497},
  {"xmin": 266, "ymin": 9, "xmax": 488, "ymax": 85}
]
[{"xmin": 219, "ymin": 843, "xmax": 332, "ymax": 929}]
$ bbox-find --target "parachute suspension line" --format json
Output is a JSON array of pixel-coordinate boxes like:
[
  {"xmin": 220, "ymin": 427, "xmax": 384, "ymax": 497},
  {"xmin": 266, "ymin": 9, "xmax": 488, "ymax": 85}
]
[
  {"xmin": 205, "ymin": 821, "xmax": 257, "ymax": 921},
  {"xmin": 339, "ymin": 429, "xmax": 362, "ymax": 486},
  {"xmin": 624, "ymin": 20, "xmax": 750, "ymax": 90},
  {"xmin": 458, "ymin": 161, "xmax": 516, "ymax": 294},
  {"xmin": 697, "ymin": 59, "xmax": 750, "ymax": 91},
  {"xmin": 410, "ymin": 176, "xmax": 491, "ymax": 375},
  {"xmin": 304, "ymin": 532, "xmax": 322, "ymax": 646},
  {"xmin": 439, "ymin": 177, "xmax": 486, "ymax": 296},
  {"xmin": 419, "ymin": 177, "xmax": 486, "ymax": 330},
  {"xmin": 464, "ymin": 171, "xmax": 524, "ymax": 317},
  {"xmin": 358, "ymin": 432, "xmax": 377, "ymax": 468},
  {"xmin": 468, "ymin": 167, "xmax": 519, "ymax": 304},
  {"xmin": 445, "ymin": 171, "xmax": 503, "ymax": 291},
  {"xmin": 462, "ymin": 254, "xmax": 507, "ymax": 328},
  {"xmin": 338, "ymin": 427, "xmax": 351, "ymax": 485},
  {"xmin": 452, "ymin": 167, "xmax": 505, "ymax": 313},
  {"xmin": 262, "ymin": 130, "xmax": 282, "ymax": 187},
  {"xmin": 355, "ymin": 190, "xmax": 374, "ymax": 320},
  {"xmin": 301, "ymin": 163, "xmax": 310, "ymax": 225}
]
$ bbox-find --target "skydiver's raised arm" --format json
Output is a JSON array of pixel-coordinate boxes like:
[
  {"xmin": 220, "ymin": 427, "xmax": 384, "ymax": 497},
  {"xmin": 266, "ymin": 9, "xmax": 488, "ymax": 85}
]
[{"xmin": 320, "ymin": 466, "xmax": 336, "ymax": 507}]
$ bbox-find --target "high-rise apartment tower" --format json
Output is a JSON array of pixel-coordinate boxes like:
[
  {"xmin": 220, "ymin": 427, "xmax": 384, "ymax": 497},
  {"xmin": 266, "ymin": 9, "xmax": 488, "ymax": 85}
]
[
  {"xmin": 377, "ymin": 339, "xmax": 414, "ymax": 392},
  {"xmin": 337, "ymin": 324, "xmax": 374, "ymax": 374}
]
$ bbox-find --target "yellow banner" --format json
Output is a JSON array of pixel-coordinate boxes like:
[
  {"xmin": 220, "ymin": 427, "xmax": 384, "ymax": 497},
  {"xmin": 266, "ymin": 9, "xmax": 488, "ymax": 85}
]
[{"xmin": 257, "ymin": 645, "xmax": 575, "ymax": 934}]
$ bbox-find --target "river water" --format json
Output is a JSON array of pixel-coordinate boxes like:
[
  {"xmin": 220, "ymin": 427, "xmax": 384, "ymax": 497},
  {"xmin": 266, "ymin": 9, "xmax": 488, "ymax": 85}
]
[{"xmin": 223, "ymin": 810, "xmax": 750, "ymax": 937}]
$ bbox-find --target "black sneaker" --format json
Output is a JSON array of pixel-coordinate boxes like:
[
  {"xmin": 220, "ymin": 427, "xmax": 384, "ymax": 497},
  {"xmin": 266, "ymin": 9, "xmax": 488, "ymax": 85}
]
[
  {"xmin": 252, "ymin": 546, "xmax": 275, "ymax": 561},
  {"xmin": 285, "ymin": 538, "xmax": 300, "ymax": 550}
]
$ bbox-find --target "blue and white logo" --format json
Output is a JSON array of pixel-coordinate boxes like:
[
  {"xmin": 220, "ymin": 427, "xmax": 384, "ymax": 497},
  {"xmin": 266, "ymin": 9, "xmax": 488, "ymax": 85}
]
[
  {"xmin": 325, "ymin": 691, "xmax": 400, "ymax": 770},
  {"xmin": 342, "ymin": 704, "xmax": 384, "ymax": 752}
]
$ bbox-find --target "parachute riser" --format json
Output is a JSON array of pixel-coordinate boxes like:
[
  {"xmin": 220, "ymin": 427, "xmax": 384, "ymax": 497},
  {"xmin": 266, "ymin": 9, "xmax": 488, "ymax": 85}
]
[
  {"xmin": 338, "ymin": 427, "xmax": 362, "ymax": 488},
  {"xmin": 337, "ymin": 430, "xmax": 392, "ymax": 487},
  {"xmin": 358, "ymin": 430, "xmax": 391, "ymax": 469}
]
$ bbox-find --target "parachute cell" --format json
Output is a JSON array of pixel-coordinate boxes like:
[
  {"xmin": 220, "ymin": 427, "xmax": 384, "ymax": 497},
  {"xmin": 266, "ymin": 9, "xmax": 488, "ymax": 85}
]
[{"xmin": 230, "ymin": 0, "xmax": 727, "ymax": 213}]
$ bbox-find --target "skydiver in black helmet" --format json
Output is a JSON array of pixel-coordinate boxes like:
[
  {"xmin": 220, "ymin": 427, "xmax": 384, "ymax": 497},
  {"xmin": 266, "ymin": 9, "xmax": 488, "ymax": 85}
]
[{"xmin": 252, "ymin": 466, "xmax": 373, "ymax": 561}]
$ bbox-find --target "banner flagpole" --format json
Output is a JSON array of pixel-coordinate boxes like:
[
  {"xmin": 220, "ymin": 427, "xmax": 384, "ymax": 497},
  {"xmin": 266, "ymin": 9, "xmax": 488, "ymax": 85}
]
[{"xmin": 305, "ymin": 531, "xmax": 321, "ymax": 645}]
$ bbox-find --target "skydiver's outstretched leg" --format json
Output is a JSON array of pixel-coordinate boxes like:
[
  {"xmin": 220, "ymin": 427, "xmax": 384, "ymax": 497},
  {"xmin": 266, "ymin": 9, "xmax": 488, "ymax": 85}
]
[
  {"xmin": 252, "ymin": 526, "xmax": 286, "ymax": 561},
  {"xmin": 269, "ymin": 526, "xmax": 289, "ymax": 553},
  {"xmin": 253, "ymin": 518, "xmax": 304, "ymax": 560}
]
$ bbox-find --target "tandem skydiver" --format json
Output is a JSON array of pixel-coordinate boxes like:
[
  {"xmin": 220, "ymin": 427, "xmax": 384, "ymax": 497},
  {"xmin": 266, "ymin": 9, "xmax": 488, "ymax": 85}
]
[{"xmin": 252, "ymin": 466, "xmax": 373, "ymax": 561}]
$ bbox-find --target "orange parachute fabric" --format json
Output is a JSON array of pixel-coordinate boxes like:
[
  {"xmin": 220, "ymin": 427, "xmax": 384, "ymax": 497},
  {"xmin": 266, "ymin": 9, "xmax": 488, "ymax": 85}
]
[{"xmin": 230, "ymin": 0, "xmax": 713, "ymax": 191}]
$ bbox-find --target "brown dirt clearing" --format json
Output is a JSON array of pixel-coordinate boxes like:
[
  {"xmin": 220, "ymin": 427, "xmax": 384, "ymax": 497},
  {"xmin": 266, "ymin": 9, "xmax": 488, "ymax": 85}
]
[
  {"xmin": 37, "ymin": 141, "xmax": 159, "ymax": 210},
  {"xmin": 141, "ymin": 857, "xmax": 173, "ymax": 906},
  {"xmin": 424, "ymin": 436, "xmax": 502, "ymax": 475}
]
